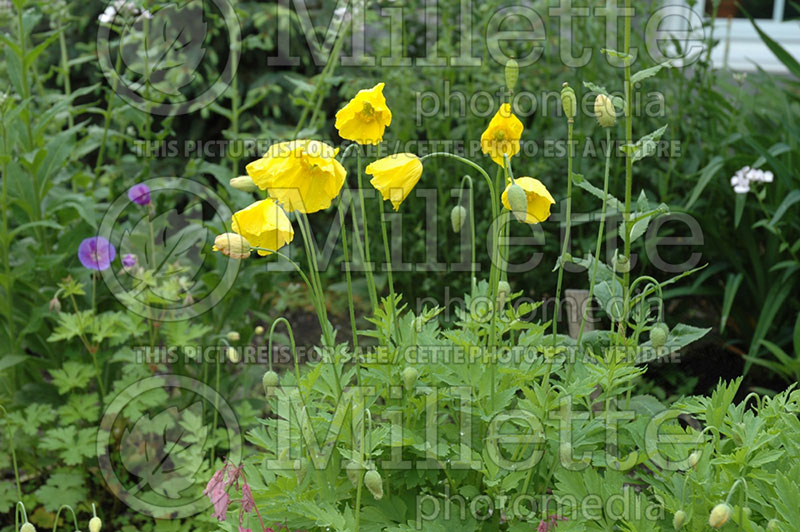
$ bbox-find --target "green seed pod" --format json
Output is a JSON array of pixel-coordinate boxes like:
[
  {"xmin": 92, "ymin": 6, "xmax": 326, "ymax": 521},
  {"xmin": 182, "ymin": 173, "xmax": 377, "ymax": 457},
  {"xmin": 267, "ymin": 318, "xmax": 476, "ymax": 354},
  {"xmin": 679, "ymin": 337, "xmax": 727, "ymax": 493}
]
[
  {"xmin": 450, "ymin": 205, "xmax": 467, "ymax": 233},
  {"xmin": 767, "ymin": 519, "xmax": 780, "ymax": 531},
  {"xmin": 230, "ymin": 175, "xmax": 258, "ymax": 192},
  {"xmin": 594, "ymin": 94, "xmax": 617, "ymax": 128},
  {"xmin": 262, "ymin": 370, "xmax": 279, "ymax": 390},
  {"xmin": 402, "ymin": 367, "xmax": 419, "ymax": 389},
  {"xmin": 505, "ymin": 59, "xmax": 519, "ymax": 92},
  {"xmin": 345, "ymin": 461, "xmax": 361, "ymax": 487},
  {"xmin": 560, "ymin": 82, "xmax": 577, "ymax": 121},
  {"xmin": 89, "ymin": 516, "xmax": 102, "ymax": 532},
  {"xmin": 226, "ymin": 331, "xmax": 241, "ymax": 342},
  {"xmin": 364, "ymin": 469, "xmax": 384, "ymax": 500},
  {"xmin": 506, "ymin": 183, "xmax": 529, "ymax": 223},
  {"xmin": 672, "ymin": 510, "xmax": 686, "ymax": 530},
  {"xmin": 708, "ymin": 503, "xmax": 732, "ymax": 529},
  {"xmin": 688, "ymin": 450, "xmax": 701, "ymax": 469},
  {"xmin": 650, "ymin": 323, "xmax": 669, "ymax": 348},
  {"xmin": 497, "ymin": 280, "xmax": 511, "ymax": 308},
  {"xmin": 20, "ymin": 523, "xmax": 36, "ymax": 532}
]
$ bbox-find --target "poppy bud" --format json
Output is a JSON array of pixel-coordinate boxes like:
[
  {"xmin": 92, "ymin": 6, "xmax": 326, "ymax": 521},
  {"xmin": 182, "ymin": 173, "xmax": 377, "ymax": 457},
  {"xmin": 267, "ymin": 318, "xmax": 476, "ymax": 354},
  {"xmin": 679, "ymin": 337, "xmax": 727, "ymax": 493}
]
[
  {"xmin": 650, "ymin": 323, "xmax": 668, "ymax": 348},
  {"xmin": 402, "ymin": 367, "xmax": 419, "ymax": 389},
  {"xmin": 688, "ymin": 450, "xmax": 701, "ymax": 469},
  {"xmin": 230, "ymin": 175, "xmax": 258, "ymax": 192},
  {"xmin": 594, "ymin": 94, "xmax": 617, "ymax": 128},
  {"xmin": 672, "ymin": 510, "xmax": 686, "ymax": 530},
  {"xmin": 451, "ymin": 205, "xmax": 467, "ymax": 233},
  {"xmin": 614, "ymin": 254, "xmax": 631, "ymax": 273},
  {"xmin": 497, "ymin": 280, "xmax": 511, "ymax": 308},
  {"xmin": 20, "ymin": 524, "xmax": 35, "ymax": 532},
  {"xmin": 505, "ymin": 59, "xmax": 519, "ymax": 92},
  {"xmin": 227, "ymin": 346, "xmax": 240, "ymax": 363},
  {"xmin": 506, "ymin": 183, "xmax": 529, "ymax": 223},
  {"xmin": 345, "ymin": 461, "xmax": 361, "ymax": 487},
  {"xmin": 89, "ymin": 516, "xmax": 102, "ymax": 532},
  {"xmin": 227, "ymin": 331, "xmax": 240, "ymax": 342},
  {"xmin": 767, "ymin": 519, "xmax": 780, "ymax": 531},
  {"xmin": 709, "ymin": 503, "xmax": 732, "ymax": 529},
  {"xmin": 560, "ymin": 83, "xmax": 577, "ymax": 121},
  {"xmin": 213, "ymin": 233, "xmax": 252, "ymax": 260},
  {"xmin": 262, "ymin": 370, "xmax": 279, "ymax": 390},
  {"xmin": 49, "ymin": 295, "xmax": 61, "ymax": 313},
  {"xmin": 364, "ymin": 469, "xmax": 384, "ymax": 500},
  {"xmin": 254, "ymin": 325, "xmax": 265, "ymax": 335}
]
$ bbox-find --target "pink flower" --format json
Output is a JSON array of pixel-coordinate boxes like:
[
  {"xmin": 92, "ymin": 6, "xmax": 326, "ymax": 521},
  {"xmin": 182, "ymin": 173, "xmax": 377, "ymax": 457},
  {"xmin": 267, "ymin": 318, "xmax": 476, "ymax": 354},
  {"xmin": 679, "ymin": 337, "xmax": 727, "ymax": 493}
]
[
  {"xmin": 241, "ymin": 482, "xmax": 255, "ymax": 513},
  {"xmin": 538, "ymin": 515, "xmax": 567, "ymax": 532}
]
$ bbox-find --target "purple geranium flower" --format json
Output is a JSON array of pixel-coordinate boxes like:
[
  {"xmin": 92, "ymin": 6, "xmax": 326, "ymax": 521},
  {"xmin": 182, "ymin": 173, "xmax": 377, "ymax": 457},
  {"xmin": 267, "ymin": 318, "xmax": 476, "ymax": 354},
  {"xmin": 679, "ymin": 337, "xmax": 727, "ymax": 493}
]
[
  {"xmin": 122, "ymin": 253, "xmax": 137, "ymax": 268},
  {"xmin": 78, "ymin": 237, "xmax": 116, "ymax": 271},
  {"xmin": 128, "ymin": 183, "xmax": 151, "ymax": 205}
]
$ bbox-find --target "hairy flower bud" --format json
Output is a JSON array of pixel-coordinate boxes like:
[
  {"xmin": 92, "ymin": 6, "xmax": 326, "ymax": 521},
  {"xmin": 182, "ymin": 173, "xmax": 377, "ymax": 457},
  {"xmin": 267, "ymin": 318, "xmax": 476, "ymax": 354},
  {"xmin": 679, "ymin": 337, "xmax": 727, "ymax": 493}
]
[
  {"xmin": 226, "ymin": 346, "xmax": 239, "ymax": 363},
  {"xmin": 230, "ymin": 175, "xmax": 258, "ymax": 192},
  {"xmin": 402, "ymin": 367, "xmax": 419, "ymax": 389},
  {"xmin": 89, "ymin": 516, "xmax": 102, "ymax": 532},
  {"xmin": 766, "ymin": 519, "xmax": 780, "ymax": 531},
  {"xmin": 20, "ymin": 523, "xmax": 36, "ymax": 532},
  {"xmin": 614, "ymin": 254, "xmax": 631, "ymax": 273},
  {"xmin": 497, "ymin": 280, "xmax": 511, "ymax": 308},
  {"xmin": 345, "ymin": 461, "xmax": 361, "ymax": 487},
  {"xmin": 213, "ymin": 233, "xmax": 252, "ymax": 260},
  {"xmin": 688, "ymin": 450, "xmax": 701, "ymax": 469},
  {"xmin": 709, "ymin": 503, "xmax": 732, "ymax": 529},
  {"xmin": 49, "ymin": 295, "xmax": 61, "ymax": 313},
  {"xmin": 262, "ymin": 370, "xmax": 279, "ymax": 390},
  {"xmin": 254, "ymin": 325, "xmax": 265, "ymax": 335},
  {"xmin": 450, "ymin": 205, "xmax": 467, "ymax": 233},
  {"xmin": 560, "ymin": 83, "xmax": 577, "ymax": 121},
  {"xmin": 505, "ymin": 59, "xmax": 519, "ymax": 92},
  {"xmin": 364, "ymin": 469, "xmax": 384, "ymax": 500},
  {"xmin": 672, "ymin": 510, "xmax": 686, "ymax": 530},
  {"xmin": 650, "ymin": 323, "xmax": 669, "ymax": 348},
  {"xmin": 594, "ymin": 94, "xmax": 617, "ymax": 128},
  {"xmin": 506, "ymin": 183, "xmax": 528, "ymax": 223},
  {"xmin": 226, "ymin": 331, "xmax": 240, "ymax": 342}
]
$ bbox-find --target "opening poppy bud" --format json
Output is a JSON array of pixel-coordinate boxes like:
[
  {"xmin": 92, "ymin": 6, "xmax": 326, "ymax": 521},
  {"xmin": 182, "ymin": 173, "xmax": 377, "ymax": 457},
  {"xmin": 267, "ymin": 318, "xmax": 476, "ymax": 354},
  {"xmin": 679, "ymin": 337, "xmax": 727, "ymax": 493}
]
[
  {"xmin": 345, "ymin": 461, "xmax": 361, "ymax": 487},
  {"xmin": 450, "ymin": 205, "xmax": 467, "ymax": 233},
  {"xmin": 89, "ymin": 516, "xmax": 102, "ymax": 532},
  {"xmin": 767, "ymin": 519, "xmax": 780, "ymax": 531},
  {"xmin": 650, "ymin": 323, "xmax": 669, "ymax": 348},
  {"xmin": 688, "ymin": 450, "xmax": 701, "ymax": 468},
  {"xmin": 230, "ymin": 175, "xmax": 258, "ymax": 192},
  {"xmin": 262, "ymin": 370, "xmax": 279, "ymax": 390},
  {"xmin": 213, "ymin": 233, "xmax": 252, "ymax": 260},
  {"xmin": 226, "ymin": 331, "xmax": 240, "ymax": 342},
  {"xmin": 364, "ymin": 469, "xmax": 384, "ymax": 500},
  {"xmin": 672, "ymin": 510, "xmax": 686, "ymax": 530},
  {"xmin": 49, "ymin": 295, "xmax": 61, "ymax": 313},
  {"xmin": 594, "ymin": 94, "xmax": 617, "ymax": 128},
  {"xmin": 402, "ymin": 367, "xmax": 419, "ymax": 389},
  {"xmin": 20, "ymin": 524, "xmax": 36, "ymax": 532},
  {"xmin": 709, "ymin": 503, "xmax": 732, "ymax": 529},
  {"xmin": 506, "ymin": 183, "xmax": 529, "ymax": 223},
  {"xmin": 560, "ymin": 83, "xmax": 577, "ymax": 121},
  {"xmin": 505, "ymin": 59, "xmax": 519, "ymax": 92},
  {"xmin": 254, "ymin": 325, "xmax": 265, "ymax": 335},
  {"xmin": 497, "ymin": 280, "xmax": 511, "ymax": 308}
]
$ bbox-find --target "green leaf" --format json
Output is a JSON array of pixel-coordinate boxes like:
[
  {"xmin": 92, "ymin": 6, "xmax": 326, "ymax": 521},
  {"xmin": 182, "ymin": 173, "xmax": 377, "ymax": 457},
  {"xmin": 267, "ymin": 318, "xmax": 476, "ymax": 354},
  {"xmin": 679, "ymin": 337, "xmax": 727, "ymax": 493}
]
[
  {"xmin": 686, "ymin": 156, "xmax": 724, "ymax": 209},
  {"xmin": 49, "ymin": 361, "xmax": 96, "ymax": 395},
  {"xmin": 620, "ymin": 124, "xmax": 668, "ymax": 163},
  {"xmin": 573, "ymin": 173, "xmax": 623, "ymax": 212},
  {"xmin": 746, "ymin": 12, "xmax": 800, "ymax": 79},
  {"xmin": 33, "ymin": 470, "xmax": 87, "ymax": 512},
  {"xmin": 630, "ymin": 60, "xmax": 671, "ymax": 85},
  {"xmin": 39, "ymin": 426, "xmax": 95, "ymax": 465},
  {"xmin": 720, "ymin": 273, "xmax": 743, "ymax": 334},
  {"xmin": 582, "ymin": 81, "xmax": 624, "ymax": 109},
  {"xmin": 769, "ymin": 189, "xmax": 800, "ymax": 228}
]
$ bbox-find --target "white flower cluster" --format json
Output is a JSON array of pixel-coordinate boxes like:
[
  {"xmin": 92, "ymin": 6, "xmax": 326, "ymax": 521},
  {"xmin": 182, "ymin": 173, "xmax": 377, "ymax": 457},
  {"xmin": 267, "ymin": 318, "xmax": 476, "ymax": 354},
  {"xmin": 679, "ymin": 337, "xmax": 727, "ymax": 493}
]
[
  {"xmin": 98, "ymin": 0, "xmax": 152, "ymax": 24},
  {"xmin": 730, "ymin": 166, "xmax": 774, "ymax": 194}
]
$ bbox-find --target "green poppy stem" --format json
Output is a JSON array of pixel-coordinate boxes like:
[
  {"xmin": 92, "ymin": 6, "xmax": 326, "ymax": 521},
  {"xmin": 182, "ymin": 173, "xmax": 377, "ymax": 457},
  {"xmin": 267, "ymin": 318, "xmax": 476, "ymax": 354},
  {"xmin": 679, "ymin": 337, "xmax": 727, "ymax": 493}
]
[
  {"xmin": 551, "ymin": 121, "xmax": 574, "ymax": 347},
  {"xmin": 337, "ymin": 195, "xmax": 360, "ymax": 353}
]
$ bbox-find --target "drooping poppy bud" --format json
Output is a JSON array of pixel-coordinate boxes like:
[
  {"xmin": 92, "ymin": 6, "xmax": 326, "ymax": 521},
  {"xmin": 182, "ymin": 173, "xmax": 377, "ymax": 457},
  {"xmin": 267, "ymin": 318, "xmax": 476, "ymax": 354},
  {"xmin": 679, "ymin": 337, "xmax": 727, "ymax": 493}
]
[
  {"xmin": 709, "ymin": 503, "xmax": 732, "ymax": 529},
  {"xmin": 89, "ymin": 516, "xmax": 102, "ymax": 532},
  {"xmin": 402, "ymin": 367, "xmax": 419, "ymax": 389},
  {"xmin": 594, "ymin": 94, "xmax": 617, "ymax": 128},
  {"xmin": 230, "ymin": 175, "xmax": 258, "ymax": 192},
  {"xmin": 506, "ymin": 183, "xmax": 529, "ymax": 223},
  {"xmin": 364, "ymin": 469, "xmax": 384, "ymax": 500},
  {"xmin": 672, "ymin": 510, "xmax": 686, "ymax": 530},
  {"xmin": 451, "ymin": 205, "xmax": 467, "ymax": 233},
  {"xmin": 262, "ymin": 370, "xmax": 279, "ymax": 390}
]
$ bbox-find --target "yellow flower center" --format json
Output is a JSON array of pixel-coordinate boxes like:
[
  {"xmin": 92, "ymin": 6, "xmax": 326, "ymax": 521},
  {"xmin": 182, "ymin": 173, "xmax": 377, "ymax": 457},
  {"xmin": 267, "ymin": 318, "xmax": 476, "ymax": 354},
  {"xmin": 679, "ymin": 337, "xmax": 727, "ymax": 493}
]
[
  {"xmin": 360, "ymin": 102, "xmax": 376, "ymax": 122},
  {"xmin": 494, "ymin": 130, "xmax": 507, "ymax": 142}
]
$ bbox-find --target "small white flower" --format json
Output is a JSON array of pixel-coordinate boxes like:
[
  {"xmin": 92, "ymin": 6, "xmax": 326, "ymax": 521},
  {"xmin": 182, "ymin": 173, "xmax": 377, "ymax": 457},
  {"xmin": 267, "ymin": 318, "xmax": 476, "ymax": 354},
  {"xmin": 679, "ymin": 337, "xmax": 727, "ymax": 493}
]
[{"xmin": 729, "ymin": 165, "xmax": 773, "ymax": 194}]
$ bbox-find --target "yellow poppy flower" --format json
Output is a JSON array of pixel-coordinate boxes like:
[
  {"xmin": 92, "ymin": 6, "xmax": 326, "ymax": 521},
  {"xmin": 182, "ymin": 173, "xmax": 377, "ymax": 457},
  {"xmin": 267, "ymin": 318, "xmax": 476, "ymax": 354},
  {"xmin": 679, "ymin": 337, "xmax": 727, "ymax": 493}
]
[
  {"xmin": 231, "ymin": 199, "xmax": 294, "ymax": 256},
  {"xmin": 335, "ymin": 82, "xmax": 392, "ymax": 145},
  {"xmin": 366, "ymin": 153, "xmax": 423, "ymax": 210},
  {"xmin": 501, "ymin": 177, "xmax": 555, "ymax": 224},
  {"xmin": 481, "ymin": 103, "xmax": 524, "ymax": 166},
  {"xmin": 245, "ymin": 139, "xmax": 347, "ymax": 213}
]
